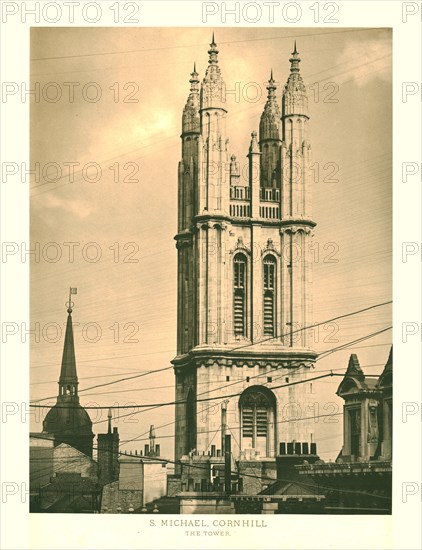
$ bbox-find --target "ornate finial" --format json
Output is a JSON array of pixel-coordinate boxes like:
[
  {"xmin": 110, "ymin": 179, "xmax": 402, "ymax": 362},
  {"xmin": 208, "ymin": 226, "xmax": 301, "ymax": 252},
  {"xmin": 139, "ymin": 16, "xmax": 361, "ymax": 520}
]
[
  {"xmin": 267, "ymin": 69, "xmax": 277, "ymax": 98},
  {"xmin": 249, "ymin": 131, "xmax": 260, "ymax": 154},
  {"xmin": 289, "ymin": 41, "xmax": 301, "ymax": 72},
  {"xmin": 208, "ymin": 33, "xmax": 219, "ymax": 64},
  {"xmin": 189, "ymin": 63, "xmax": 199, "ymax": 93}
]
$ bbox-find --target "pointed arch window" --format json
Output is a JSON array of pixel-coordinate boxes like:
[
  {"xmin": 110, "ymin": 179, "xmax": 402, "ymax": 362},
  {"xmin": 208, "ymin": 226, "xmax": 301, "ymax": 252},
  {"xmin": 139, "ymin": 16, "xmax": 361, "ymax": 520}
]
[
  {"xmin": 263, "ymin": 255, "xmax": 277, "ymax": 336},
  {"xmin": 233, "ymin": 253, "xmax": 247, "ymax": 337}
]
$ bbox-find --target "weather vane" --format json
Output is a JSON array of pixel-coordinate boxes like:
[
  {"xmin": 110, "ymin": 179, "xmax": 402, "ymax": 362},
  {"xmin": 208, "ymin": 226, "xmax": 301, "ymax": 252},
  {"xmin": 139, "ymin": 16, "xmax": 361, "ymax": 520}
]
[{"xmin": 66, "ymin": 287, "xmax": 78, "ymax": 312}]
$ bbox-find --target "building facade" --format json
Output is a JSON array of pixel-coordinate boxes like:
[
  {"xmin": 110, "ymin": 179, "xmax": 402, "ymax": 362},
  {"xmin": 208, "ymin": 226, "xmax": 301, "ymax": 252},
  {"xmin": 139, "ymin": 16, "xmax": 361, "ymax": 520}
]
[
  {"xmin": 337, "ymin": 347, "xmax": 393, "ymax": 462},
  {"xmin": 173, "ymin": 37, "xmax": 317, "ymax": 465}
]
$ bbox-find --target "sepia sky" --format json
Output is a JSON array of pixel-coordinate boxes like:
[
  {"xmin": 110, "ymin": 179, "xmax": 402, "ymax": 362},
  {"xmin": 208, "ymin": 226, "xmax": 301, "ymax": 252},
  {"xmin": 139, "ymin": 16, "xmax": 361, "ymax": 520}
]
[{"xmin": 30, "ymin": 27, "xmax": 392, "ymax": 461}]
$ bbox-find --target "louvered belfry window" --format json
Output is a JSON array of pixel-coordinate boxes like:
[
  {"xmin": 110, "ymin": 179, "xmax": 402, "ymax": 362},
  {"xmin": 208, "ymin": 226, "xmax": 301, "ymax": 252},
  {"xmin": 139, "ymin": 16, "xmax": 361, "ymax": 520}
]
[
  {"xmin": 233, "ymin": 254, "xmax": 247, "ymax": 337},
  {"xmin": 263, "ymin": 255, "xmax": 276, "ymax": 337},
  {"xmin": 240, "ymin": 388, "xmax": 275, "ymax": 452}
]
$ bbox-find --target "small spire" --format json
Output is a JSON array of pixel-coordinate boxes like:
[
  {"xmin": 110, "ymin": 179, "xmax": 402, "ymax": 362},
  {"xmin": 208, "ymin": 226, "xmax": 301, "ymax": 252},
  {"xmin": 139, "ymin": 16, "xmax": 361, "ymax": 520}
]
[
  {"xmin": 208, "ymin": 33, "xmax": 219, "ymax": 64},
  {"xmin": 289, "ymin": 41, "xmax": 301, "ymax": 73},
  {"xmin": 384, "ymin": 345, "xmax": 393, "ymax": 373},
  {"xmin": 267, "ymin": 69, "xmax": 277, "ymax": 98},
  {"xmin": 345, "ymin": 353, "xmax": 365, "ymax": 381},
  {"xmin": 189, "ymin": 62, "xmax": 199, "ymax": 93}
]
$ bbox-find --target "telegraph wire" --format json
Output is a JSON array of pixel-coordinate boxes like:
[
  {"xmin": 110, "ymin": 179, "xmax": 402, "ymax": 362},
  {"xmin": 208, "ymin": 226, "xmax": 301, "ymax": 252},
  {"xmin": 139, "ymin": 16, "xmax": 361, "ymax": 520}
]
[
  {"xmin": 30, "ymin": 365, "xmax": 173, "ymax": 404},
  {"xmin": 30, "ymin": 301, "xmax": 391, "ymax": 405},
  {"xmin": 29, "ymin": 325, "xmax": 392, "ymax": 415},
  {"xmin": 30, "ymin": 28, "xmax": 381, "ymax": 62}
]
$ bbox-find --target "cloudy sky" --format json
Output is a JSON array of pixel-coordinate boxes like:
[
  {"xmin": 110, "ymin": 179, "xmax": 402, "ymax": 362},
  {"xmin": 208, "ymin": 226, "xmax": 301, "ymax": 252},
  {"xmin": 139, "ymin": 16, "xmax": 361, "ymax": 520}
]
[{"xmin": 30, "ymin": 27, "xmax": 392, "ymax": 460}]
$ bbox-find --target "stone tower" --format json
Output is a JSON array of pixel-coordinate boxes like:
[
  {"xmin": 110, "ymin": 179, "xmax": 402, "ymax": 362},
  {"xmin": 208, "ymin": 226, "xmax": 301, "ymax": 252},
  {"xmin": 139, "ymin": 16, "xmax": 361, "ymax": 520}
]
[
  {"xmin": 173, "ymin": 38, "xmax": 317, "ymax": 464},
  {"xmin": 43, "ymin": 294, "xmax": 94, "ymax": 457}
]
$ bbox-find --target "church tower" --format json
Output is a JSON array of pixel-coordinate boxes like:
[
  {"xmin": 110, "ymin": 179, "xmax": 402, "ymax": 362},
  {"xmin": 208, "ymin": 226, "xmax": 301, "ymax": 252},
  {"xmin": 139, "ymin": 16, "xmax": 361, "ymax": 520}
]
[
  {"xmin": 43, "ymin": 291, "xmax": 94, "ymax": 457},
  {"xmin": 173, "ymin": 39, "xmax": 317, "ymax": 465}
]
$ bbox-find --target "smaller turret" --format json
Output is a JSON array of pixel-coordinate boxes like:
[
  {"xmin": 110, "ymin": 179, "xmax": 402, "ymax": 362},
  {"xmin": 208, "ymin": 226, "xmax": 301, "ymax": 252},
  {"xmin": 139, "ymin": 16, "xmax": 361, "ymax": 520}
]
[
  {"xmin": 260, "ymin": 69, "xmax": 281, "ymax": 142},
  {"xmin": 260, "ymin": 70, "xmax": 282, "ymax": 188},
  {"xmin": 282, "ymin": 42, "xmax": 308, "ymax": 119},
  {"xmin": 201, "ymin": 34, "xmax": 226, "ymax": 110},
  {"xmin": 182, "ymin": 63, "xmax": 200, "ymax": 135}
]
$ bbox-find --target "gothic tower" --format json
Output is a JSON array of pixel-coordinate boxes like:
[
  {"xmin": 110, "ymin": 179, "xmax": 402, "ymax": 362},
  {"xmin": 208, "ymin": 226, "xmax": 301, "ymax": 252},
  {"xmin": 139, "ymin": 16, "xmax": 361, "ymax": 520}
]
[
  {"xmin": 43, "ymin": 293, "xmax": 94, "ymax": 457},
  {"xmin": 173, "ymin": 39, "xmax": 317, "ymax": 464}
]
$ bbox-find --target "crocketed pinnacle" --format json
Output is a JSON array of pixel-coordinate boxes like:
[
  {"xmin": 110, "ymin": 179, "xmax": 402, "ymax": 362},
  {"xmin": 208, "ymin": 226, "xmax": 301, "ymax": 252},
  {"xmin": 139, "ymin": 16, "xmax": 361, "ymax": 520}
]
[
  {"xmin": 182, "ymin": 63, "xmax": 200, "ymax": 133},
  {"xmin": 289, "ymin": 40, "xmax": 301, "ymax": 72},
  {"xmin": 189, "ymin": 62, "xmax": 199, "ymax": 93},
  {"xmin": 248, "ymin": 131, "xmax": 260, "ymax": 154},
  {"xmin": 201, "ymin": 34, "xmax": 226, "ymax": 110},
  {"xmin": 260, "ymin": 69, "xmax": 281, "ymax": 141},
  {"xmin": 208, "ymin": 32, "xmax": 219, "ymax": 64},
  {"xmin": 283, "ymin": 42, "xmax": 308, "ymax": 117}
]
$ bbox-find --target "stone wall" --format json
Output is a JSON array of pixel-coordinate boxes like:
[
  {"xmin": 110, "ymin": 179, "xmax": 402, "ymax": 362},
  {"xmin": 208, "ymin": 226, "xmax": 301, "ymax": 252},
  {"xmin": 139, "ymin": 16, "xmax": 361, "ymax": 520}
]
[{"xmin": 101, "ymin": 480, "xmax": 142, "ymax": 513}]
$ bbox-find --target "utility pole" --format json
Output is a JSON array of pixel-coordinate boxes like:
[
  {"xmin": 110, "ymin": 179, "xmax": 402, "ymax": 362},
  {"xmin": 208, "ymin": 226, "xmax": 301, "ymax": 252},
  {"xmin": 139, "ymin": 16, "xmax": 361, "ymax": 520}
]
[
  {"xmin": 224, "ymin": 434, "xmax": 231, "ymax": 496},
  {"xmin": 221, "ymin": 400, "xmax": 228, "ymax": 454}
]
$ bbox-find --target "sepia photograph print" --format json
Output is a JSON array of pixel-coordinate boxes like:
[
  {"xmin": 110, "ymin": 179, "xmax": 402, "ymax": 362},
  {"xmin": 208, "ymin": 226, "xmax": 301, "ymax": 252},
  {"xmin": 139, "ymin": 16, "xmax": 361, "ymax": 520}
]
[{"xmin": 29, "ymin": 27, "xmax": 392, "ymax": 516}]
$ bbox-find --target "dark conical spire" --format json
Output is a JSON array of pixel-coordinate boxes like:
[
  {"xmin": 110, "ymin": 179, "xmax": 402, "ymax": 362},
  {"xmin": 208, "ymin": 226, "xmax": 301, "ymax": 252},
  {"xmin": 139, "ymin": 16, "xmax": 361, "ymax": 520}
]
[
  {"xmin": 58, "ymin": 288, "xmax": 79, "ymax": 401},
  {"xmin": 345, "ymin": 353, "xmax": 365, "ymax": 381},
  {"xmin": 376, "ymin": 345, "xmax": 393, "ymax": 389},
  {"xmin": 59, "ymin": 310, "xmax": 77, "ymax": 384}
]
